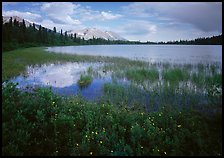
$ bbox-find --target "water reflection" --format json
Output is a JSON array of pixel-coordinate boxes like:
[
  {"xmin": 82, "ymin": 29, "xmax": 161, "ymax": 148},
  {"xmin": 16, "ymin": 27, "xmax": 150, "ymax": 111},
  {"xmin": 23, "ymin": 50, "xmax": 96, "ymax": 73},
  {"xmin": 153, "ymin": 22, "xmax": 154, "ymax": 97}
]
[{"xmin": 13, "ymin": 62, "xmax": 104, "ymax": 88}]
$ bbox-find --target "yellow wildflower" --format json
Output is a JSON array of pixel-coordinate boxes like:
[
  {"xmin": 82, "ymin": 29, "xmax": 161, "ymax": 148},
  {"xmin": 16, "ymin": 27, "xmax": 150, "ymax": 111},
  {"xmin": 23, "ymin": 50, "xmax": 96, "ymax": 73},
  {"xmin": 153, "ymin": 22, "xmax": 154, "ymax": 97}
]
[
  {"xmin": 100, "ymin": 140, "xmax": 103, "ymax": 144},
  {"xmin": 177, "ymin": 125, "xmax": 181, "ymax": 128}
]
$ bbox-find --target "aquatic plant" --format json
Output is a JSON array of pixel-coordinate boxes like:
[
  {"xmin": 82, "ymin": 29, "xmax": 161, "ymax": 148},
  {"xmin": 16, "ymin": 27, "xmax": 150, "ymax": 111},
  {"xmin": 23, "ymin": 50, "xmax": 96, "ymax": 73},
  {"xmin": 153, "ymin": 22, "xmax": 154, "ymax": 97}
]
[
  {"xmin": 162, "ymin": 68, "xmax": 190, "ymax": 84},
  {"xmin": 125, "ymin": 68, "xmax": 159, "ymax": 83},
  {"xmin": 2, "ymin": 47, "xmax": 222, "ymax": 156},
  {"xmin": 77, "ymin": 74, "xmax": 93, "ymax": 88}
]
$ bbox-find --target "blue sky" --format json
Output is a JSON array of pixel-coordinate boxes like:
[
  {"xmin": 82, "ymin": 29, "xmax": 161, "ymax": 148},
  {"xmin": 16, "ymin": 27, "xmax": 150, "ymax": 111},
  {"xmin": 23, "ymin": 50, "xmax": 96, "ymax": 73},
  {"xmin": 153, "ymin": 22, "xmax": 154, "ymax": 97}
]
[{"xmin": 2, "ymin": 2, "xmax": 222, "ymax": 42}]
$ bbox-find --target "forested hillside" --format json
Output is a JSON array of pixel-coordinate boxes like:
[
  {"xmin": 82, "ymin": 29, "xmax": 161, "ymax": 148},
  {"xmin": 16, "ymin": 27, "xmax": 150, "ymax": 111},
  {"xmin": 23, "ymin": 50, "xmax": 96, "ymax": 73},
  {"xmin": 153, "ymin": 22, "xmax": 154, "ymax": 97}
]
[
  {"xmin": 2, "ymin": 16, "xmax": 222, "ymax": 52},
  {"xmin": 2, "ymin": 17, "xmax": 130, "ymax": 51}
]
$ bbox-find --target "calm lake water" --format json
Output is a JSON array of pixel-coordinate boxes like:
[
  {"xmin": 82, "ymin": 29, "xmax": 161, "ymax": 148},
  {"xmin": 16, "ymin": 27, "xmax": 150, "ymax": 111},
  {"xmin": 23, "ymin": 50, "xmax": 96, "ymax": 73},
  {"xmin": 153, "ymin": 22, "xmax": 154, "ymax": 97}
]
[
  {"xmin": 10, "ymin": 62, "xmax": 113, "ymax": 100},
  {"xmin": 47, "ymin": 45, "xmax": 222, "ymax": 64},
  {"xmin": 8, "ymin": 45, "xmax": 222, "ymax": 111}
]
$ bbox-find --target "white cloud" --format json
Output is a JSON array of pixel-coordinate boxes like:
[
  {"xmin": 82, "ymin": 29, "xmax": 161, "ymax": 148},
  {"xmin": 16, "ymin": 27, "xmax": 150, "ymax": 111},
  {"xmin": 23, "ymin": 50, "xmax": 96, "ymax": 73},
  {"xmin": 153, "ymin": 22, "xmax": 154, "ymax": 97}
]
[
  {"xmin": 40, "ymin": 19, "xmax": 84, "ymax": 33},
  {"xmin": 73, "ymin": 6, "xmax": 122, "ymax": 21},
  {"xmin": 2, "ymin": 10, "xmax": 42, "ymax": 22},
  {"xmin": 101, "ymin": 11, "xmax": 122, "ymax": 20},
  {"xmin": 41, "ymin": 2, "xmax": 81, "ymax": 25},
  {"xmin": 115, "ymin": 20, "xmax": 157, "ymax": 42},
  {"xmin": 118, "ymin": 20, "xmax": 157, "ymax": 35}
]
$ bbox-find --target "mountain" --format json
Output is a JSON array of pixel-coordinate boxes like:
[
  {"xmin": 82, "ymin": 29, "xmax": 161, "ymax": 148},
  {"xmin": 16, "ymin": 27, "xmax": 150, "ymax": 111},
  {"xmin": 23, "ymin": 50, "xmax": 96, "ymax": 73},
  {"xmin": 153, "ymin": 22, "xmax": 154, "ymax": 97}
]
[
  {"xmin": 3, "ymin": 16, "xmax": 44, "ymax": 30},
  {"xmin": 67, "ymin": 28, "xmax": 127, "ymax": 41},
  {"xmin": 4, "ymin": 16, "xmax": 33, "ymax": 27},
  {"xmin": 3, "ymin": 16, "xmax": 127, "ymax": 41}
]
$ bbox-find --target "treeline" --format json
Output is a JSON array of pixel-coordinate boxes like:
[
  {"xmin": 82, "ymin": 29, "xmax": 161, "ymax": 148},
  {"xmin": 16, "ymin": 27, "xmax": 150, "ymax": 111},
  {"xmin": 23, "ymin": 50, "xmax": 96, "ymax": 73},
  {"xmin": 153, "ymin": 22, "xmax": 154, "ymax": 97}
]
[
  {"xmin": 142, "ymin": 35, "xmax": 222, "ymax": 45},
  {"xmin": 2, "ymin": 16, "xmax": 222, "ymax": 52},
  {"xmin": 2, "ymin": 17, "xmax": 133, "ymax": 52},
  {"xmin": 154, "ymin": 35, "xmax": 222, "ymax": 45}
]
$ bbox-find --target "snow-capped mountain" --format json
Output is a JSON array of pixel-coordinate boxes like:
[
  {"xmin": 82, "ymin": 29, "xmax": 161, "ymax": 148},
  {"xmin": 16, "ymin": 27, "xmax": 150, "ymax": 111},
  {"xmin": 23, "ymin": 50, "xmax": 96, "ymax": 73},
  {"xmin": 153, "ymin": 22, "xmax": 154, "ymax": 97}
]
[
  {"xmin": 67, "ymin": 28, "xmax": 126, "ymax": 41},
  {"xmin": 3, "ymin": 16, "xmax": 41, "ymax": 30},
  {"xmin": 3, "ymin": 16, "xmax": 33, "ymax": 27},
  {"xmin": 3, "ymin": 16, "xmax": 127, "ymax": 41}
]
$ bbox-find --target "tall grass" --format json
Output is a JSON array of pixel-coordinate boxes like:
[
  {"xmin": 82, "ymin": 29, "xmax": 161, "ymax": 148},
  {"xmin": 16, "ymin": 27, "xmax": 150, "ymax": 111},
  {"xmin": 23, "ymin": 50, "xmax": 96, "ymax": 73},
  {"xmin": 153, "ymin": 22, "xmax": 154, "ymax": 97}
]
[
  {"xmin": 2, "ymin": 82, "xmax": 222, "ymax": 156},
  {"xmin": 77, "ymin": 74, "xmax": 93, "ymax": 88},
  {"xmin": 125, "ymin": 68, "xmax": 159, "ymax": 83},
  {"xmin": 2, "ymin": 47, "xmax": 222, "ymax": 156},
  {"xmin": 162, "ymin": 68, "xmax": 190, "ymax": 84}
]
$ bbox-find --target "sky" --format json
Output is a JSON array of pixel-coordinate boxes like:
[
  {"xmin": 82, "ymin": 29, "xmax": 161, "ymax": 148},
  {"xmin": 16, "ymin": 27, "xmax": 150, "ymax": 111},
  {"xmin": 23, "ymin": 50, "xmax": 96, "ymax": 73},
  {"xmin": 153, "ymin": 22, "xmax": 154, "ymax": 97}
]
[{"xmin": 2, "ymin": 2, "xmax": 222, "ymax": 42}]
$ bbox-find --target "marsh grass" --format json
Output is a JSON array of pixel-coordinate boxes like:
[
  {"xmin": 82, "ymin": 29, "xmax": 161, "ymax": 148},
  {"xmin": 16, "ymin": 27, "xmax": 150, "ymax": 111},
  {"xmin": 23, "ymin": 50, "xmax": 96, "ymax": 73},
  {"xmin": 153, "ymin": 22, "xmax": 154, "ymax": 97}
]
[
  {"xmin": 162, "ymin": 68, "xmax": 190, "ymax": 84},
  {"xmin": 77, "ymin": 74, "xmax": 93, "ymax": 88},
  {"xmin": 2, "ymin": 47, "xmax": 148, "ymax": 81},
  {"xmin": 2, "ymin": 82, "xmax": 222, "ymax": 156},
  {"xmin": 125, "ymin": 68, "xmax": 159, "ymax": 83},
  {"xmin": 2, "ymin": 47, "xmax": 222, "ymax": 156}
]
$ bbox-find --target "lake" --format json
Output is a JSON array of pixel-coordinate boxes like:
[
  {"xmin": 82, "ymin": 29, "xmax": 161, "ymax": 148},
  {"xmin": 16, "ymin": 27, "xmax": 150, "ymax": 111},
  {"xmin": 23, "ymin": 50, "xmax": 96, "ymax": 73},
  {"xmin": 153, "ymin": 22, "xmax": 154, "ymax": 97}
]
[
  {"xmin": 8, "ymin": 45, "xmax": 222, "ymax": 111},
  {"xmin": 47, "ymin": 45, "xmax": 222, "ymax": 64}
]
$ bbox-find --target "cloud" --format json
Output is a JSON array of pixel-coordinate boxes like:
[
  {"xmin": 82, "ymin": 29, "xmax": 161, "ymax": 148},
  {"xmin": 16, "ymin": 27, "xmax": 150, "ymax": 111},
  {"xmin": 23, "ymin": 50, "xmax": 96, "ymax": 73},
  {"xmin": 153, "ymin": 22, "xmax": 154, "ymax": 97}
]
[
  {"xmin": 118, "ymin": 20, "xmax": 157, "ymax": 35},
  {"xmin": 101, "ymin": 11, "xmax": 122, "ymax": 20},
  {"xmin": 73, "ymin": 6, "xmax": 122, "ymax": 21},
  {"xmin": 122, "ymin": 2, "xmax": 222, "ymax": 32},
  {"xmin": 41, "ymin": 2, "xmax": 81, "ymax": 25},
  {"xmin": 114, "ymin": 20, "xmax": 157, "ymax": 41},
  {"xmin": 2, "ymin": 10, "xmax": 42, "ymax": 22},
  {"xmin": 40, "ymin": 19, "xmax": 84, "ymax": 33}
]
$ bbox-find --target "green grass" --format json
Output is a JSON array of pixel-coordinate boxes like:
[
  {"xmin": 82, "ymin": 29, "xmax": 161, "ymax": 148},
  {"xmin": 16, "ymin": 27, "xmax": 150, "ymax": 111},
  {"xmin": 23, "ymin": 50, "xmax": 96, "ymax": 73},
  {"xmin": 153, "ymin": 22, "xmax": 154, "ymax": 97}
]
[
  {"xmin": 77, "ymin": 74, "xmax": 93, "ymax": 88},
  {"xmin": 162, "ymin": 68, "xmax": 190, "ymax": 84},
  {"xmin": 125, "ymin": 68, "xmax": 159, "ymax": 83},
  {"xmin": 2, "ymin": 47, "xmax": 222, "ymax": 156},
  {"xmin": 2, "ymin": 82, "xmax": 222, "ymax": 156},
  {"xmin": 2, "ymin": 47, "xmax": 148, "ymax": 81}
]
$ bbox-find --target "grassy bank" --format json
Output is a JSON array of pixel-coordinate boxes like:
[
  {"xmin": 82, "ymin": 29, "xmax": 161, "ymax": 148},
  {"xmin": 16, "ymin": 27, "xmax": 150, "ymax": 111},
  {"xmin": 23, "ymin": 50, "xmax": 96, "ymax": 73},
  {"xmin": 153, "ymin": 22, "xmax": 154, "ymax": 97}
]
[
  {"xmin": 2, "ymin": 47, "xmax": 222, "ymax": 156},
  {"xmin": 2, "ymin": 47, "xmax": 145, "ymax": 81},
  {"xmin": 2, "ymin": 82, "xmax": 222, "ymax": 156}
]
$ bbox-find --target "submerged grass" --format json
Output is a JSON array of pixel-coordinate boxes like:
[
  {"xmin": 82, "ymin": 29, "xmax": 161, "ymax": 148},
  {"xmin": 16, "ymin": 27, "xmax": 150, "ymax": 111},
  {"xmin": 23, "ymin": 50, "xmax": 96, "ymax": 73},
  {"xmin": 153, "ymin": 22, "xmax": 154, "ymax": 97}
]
[
  {"xmin": 162, "ymin": 68, "xmax": 190, "ymax": 84},
  {"xmin": 77, "ymin": 74, "xmax": 93, "ymax": 88},
  {"xmin": 125, "ymin": 68, "xmax": 159, "ymax": 83}
]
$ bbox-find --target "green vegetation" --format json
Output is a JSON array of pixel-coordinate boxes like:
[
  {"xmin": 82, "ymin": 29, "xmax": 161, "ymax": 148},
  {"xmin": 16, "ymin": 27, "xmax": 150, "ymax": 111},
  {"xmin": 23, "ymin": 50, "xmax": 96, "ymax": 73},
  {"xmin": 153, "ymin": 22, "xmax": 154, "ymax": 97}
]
[
  {"xmin": 162, "ymin": 68, "xmax": 190, "ymax": 84},
  {"xmin": 2, "ymin": 47, "xmax": 222, "ymax": 156},
  {"xmin": 2, "ymin": 82, "xmax": 222, "ymax": 156},
  {"xmin": 125, "ymin": 68, "xmax": 159, "ymax": 83},
  {"xmin": 2, "ymin": 47, "xmax": 139, "ymax": 81},
  {"xmin": 78, "ymin": 74, "xmax": 93, "ymax": 88},
  {"xmin": 2, "ymin": 16, "xmax": 139, "ymax": 52}
]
